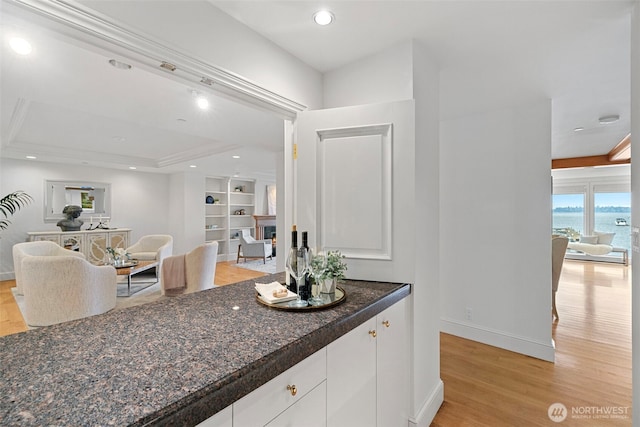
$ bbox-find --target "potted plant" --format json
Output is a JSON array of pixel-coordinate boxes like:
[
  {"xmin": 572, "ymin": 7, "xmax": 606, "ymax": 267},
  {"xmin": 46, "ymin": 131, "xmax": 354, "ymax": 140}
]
[
  {"xmin": 0, "ymin": 191, "xmax": 33, "ymax": 231},
  {"xmin": 320, "ymin": 250, "xmax": 348, "ymax": 294}
]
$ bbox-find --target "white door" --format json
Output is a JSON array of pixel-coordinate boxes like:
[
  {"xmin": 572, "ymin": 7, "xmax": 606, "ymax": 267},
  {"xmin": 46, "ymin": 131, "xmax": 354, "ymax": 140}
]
[{"xmin": 294, "ymin": 100, "xmax": 415, "ymax": 283}]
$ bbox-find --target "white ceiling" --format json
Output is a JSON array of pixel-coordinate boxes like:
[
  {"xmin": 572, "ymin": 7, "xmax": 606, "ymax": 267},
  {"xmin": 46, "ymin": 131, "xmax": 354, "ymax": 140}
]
[
  {"xmin": 0, "ymin": 4, "xmax": 284, "ymax": 178},
  {"xmin": 212, "ymin": 0, "xmax": 633, "ymax": 160},
  {"xmin": 0, "ymin": 0, "xmax": 634, "ymax": 177}
]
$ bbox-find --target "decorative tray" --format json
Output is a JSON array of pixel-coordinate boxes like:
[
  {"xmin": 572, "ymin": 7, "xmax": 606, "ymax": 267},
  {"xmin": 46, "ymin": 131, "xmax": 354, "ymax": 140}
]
[{"xmin": 256, "ymin": 287, "xmax": 346, "ymax": 311}]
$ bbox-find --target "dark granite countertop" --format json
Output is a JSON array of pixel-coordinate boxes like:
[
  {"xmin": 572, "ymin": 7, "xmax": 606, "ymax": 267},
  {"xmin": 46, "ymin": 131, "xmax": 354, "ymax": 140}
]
[{"xmin": 0, "ymin": 273, "xmax": 410, "ymax": 426}]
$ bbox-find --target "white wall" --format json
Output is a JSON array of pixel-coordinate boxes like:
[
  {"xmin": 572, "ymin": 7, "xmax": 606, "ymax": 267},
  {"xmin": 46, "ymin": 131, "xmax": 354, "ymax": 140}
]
[
  {"xmin": 630, "ymin": 1, "xmax": 639, "ymax": 421},
  {"xmin": 0, "ymin": 158, "xmax": 170, "ymax": 279},
  {"xmin": 168, "ymin": 172, "xmax": 205, "ymax": 255},
  {"xmin": 82, "ymin": 0, "xmax": 323, "ymax": 110},
  {"xmin": 411, "ymin": 41, "xmax": 443, "ymax": 424},
  {"xmin": 323, "ymin": 40, "xmax": 414, "ymax": 108},
  {"xmin": 322, "ymin": 39, "xmax": 442, "ymax": 426},
  {"xmin": 440, "ymin": 100, "xmax": 554, "ymax": 361}
]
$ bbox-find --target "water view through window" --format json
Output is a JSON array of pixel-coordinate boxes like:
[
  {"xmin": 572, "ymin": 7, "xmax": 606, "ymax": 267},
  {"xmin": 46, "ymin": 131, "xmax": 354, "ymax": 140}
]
[
  {"xmin": 594, "ymin": 192, "xmax": 631, "ymax": 252},
  {"xmin": 553, "ymin": 192, "xmax": 631, "ymax": 253}
]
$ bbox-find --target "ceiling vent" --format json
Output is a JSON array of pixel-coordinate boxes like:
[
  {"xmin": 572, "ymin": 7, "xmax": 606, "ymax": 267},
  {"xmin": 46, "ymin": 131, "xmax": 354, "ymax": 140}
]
[{"xmin": 160, "ymin": 61, "xmax": 177, "ymax": 72}]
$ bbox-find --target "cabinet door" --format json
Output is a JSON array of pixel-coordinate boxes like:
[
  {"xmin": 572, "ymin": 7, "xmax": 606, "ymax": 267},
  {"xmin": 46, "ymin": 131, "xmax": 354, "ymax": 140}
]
[
  {"xmin": 265, "ymin": 382, "xmax": 326, "ymax": 427},
  {"xmin": 377, "ymin": 298, "xmax": 409, "ymax": 427},
  {"xmin": 326, "ymin": 317, "xmax": 376, "ymax": 427},
  {"xmin": 196, "ymin": 405, "xmax": 232, "ymax": 427},
  {"xmin": 109, "ymin": 231, "xmax": 129, "ymax": 251},
  {"xmin": 86, "ymin": 232, "xmax": 109, "ymax": 265},
  {"xmin": 60, "ymin": 233, "xmax": 84, "ymax": 253}
]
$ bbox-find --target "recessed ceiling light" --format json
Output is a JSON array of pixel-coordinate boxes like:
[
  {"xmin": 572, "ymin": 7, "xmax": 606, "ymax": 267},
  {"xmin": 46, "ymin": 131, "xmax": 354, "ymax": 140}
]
[
  {"xmin": 10, "ymin": 37, "xmax": 32, "ymax": 55},
  {"xmin": 189, "ymin": 165, "xmax": 197, "ymax": 168},
  {"xmin": 129, "ymin": 166, "xmax": 137, "ymax": 170},
  {"xmin": 25, "ymin": 155, "xmax": 36, "ymax": 159},
  {"xmin": 232, "ymin": 155, "xmax": 240, "ymax": 159},
  {"xmin": 573, "ymin": 127, "xmax": 584, "ymax": 132},
  {"xmin": 598, "ymin": 115, "xmax": 620, "ymax": 124},
  {"xmin": 196, "ymin": 96, "xmax": 209, "ymax": 110},
  {"xmin": 313, "ymin": 10, "xmax": 334, "ymax": 25},
  {"xmin": 108, "ymin": 59, "xmax": 132, "ymax": 70}
]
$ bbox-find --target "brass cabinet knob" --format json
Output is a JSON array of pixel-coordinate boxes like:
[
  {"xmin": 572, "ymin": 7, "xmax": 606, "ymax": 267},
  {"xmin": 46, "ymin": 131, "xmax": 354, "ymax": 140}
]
[
  {"xmin": 369, "ymin": 330, "xmax": 377, "ymax": 338},
  {"xmin": 287, "ymin": 384, "xmax": 297, "ymax": 396},
  {"xmin": 382, "ymin": 320, "xmax": 390, "ymax": 328}
]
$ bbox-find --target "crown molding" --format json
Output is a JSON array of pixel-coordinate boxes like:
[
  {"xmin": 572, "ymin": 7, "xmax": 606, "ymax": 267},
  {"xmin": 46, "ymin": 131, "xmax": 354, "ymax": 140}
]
[{"xmin": 6, "ymin": 0, "xmax": 307, "ymax": 119}]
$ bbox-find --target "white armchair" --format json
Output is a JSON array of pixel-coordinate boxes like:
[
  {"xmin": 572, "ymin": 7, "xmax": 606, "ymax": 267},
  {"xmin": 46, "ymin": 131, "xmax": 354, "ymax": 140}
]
[
  {"xmin": 126, "ymin": 234, "xmax": 173, "ymax": 262},
  {"xmin": 13, "ymin": 240, "xmax": 85, "ymax": 295},
  {"xmin": 126, "ymin": 235, "xmax": 173, "ymax": 281},
  {"xmin": 21, "ymin": 255, "xmax": 117, "ymax": 326},
  {"xmin": 237, "ymin": 229, "xmax": 273, "ymax": 264},
  {"xmin": 161, "ymin": 242, "xmax": 218, "ymax": 295}
]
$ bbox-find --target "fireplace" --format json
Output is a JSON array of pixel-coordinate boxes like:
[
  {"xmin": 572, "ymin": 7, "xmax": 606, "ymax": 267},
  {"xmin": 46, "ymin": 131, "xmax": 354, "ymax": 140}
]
[{"xmin": 253, "ymin": 215, "xmax": 276, "ymax": 240}]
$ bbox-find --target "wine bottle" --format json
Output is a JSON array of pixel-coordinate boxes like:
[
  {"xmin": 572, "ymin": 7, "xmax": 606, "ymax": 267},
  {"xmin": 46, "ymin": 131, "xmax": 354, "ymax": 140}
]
[
  {"xmin": 300, "ymin": 231, "xmax": 311, "ymax": 301},
  {"xmin": 288, "ymin": 225, "xmax": 298, "ymax": 293}
]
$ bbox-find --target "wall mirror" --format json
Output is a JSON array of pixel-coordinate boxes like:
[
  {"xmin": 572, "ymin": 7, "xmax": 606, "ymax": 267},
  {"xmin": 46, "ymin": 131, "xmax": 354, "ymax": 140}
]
[{"xmin": 44, "ymin": 180, "xmax": 111, "ymax": 222}]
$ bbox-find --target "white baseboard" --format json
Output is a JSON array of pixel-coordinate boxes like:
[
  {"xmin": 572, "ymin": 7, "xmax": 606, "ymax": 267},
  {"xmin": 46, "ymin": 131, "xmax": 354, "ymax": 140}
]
[
  {"xmin": 0, "ymin": 272, "xmax": 16, "ymax": 281},
  {"xmin": 440, "ymin": 318, "xmax": 555, "ymax": 362},
  {"xmin": 408, "ymin": 379, "xmax": 444, "ymax": 427}
]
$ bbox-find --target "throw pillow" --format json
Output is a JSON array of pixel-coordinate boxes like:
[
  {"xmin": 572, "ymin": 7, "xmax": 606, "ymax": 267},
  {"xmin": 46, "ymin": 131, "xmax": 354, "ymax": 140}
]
[
  {"xmin": 593, "ymin": 231, "xmax": 615, "ymax": 246},
  {"xmin": 579, "ymin": 235, "xmax": 599, "ymax": 244}
]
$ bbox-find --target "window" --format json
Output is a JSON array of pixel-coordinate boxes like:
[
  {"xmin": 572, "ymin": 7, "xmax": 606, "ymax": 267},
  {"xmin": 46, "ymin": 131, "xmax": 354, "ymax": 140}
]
[
  {"xmin": 552, "ymin": 190, "xmax": 585, "ymax": 241},
  {"xmin": 594, "ymin": 192, "xmax": 631, "ymax": 253},
  {"xmin": 552, "ymin": 177, "xmax": 631, "ymax": 263}
]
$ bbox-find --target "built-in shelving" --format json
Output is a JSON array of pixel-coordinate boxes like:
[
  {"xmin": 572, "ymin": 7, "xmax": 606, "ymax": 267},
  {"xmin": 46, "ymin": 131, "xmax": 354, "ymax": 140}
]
[{"xmin": 205, "ymin": 176, "xmax": 256, "ymax": 261}]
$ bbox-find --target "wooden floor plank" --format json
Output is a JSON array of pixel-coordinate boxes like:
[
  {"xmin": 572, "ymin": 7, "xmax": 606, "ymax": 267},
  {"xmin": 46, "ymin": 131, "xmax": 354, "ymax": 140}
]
[{"xmin": 432, "ymin": 259, "xmax": 632, "ymax": 426}]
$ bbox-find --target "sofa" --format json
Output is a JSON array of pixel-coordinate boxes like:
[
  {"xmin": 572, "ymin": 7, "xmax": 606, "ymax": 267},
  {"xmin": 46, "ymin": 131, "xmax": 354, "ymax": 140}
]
[{"xmin": 567, "ymin": 231, "xmax": 615, "ymax": 256}]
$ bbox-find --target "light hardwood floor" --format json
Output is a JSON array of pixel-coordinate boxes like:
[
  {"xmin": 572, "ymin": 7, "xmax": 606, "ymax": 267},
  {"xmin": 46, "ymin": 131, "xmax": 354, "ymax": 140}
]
[{"xmin": 0, "ymin": 259, "xmax": 631, "ymax": 425}]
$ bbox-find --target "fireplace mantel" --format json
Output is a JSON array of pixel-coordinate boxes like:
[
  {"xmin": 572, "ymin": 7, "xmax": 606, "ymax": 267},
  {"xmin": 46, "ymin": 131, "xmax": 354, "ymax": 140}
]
[{"xmin": 253, "ymin": 215, "xmax": 276, "ymax": 240}]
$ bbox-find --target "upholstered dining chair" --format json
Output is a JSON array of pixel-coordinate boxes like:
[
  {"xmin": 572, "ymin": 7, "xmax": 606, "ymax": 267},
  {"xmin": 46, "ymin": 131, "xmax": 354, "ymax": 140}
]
[
  {"xmin": 13, "ymin": 240, "xmax": 85, "ymax": 295},
  {"xmin": 21, "ymin": 255, "xmax": 117, "ymax": 326},
  {"xmin": 237, "ymin": 229, "xmax": 273, "ymax": 264},
  {"xmin": 552, "ymin": 236, "xmax": 569, "ymax": 321},
  {"xmin": 161, "ymin": 242, "xmax": 218, "ymax": 296}
]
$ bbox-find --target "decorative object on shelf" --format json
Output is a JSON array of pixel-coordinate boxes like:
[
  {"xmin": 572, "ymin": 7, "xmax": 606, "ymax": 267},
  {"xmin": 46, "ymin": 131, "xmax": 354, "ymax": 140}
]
[
  {"xmin": 321, "ymin": 250, "xmax": 348, "ymax": 294},
  {"xmin": 0, "ymin": 190, "xmax": 33, "ymax": 231},
  {"xmin": 206, "ymin": 195, "xmax": 214, "ymax": 204},
  {"xmin": 234, "ymin": 185, "xmax": 246, "ymax": 192},
  {"xmin": 234, "ymin": 209, "xmax": 246, "ymax": 215},
  {"xmin": 56, "ymin": 205, "xmax": 84, "ymax": 231},
  {"xmin": 106, "ymin": 246, "xmax": 130, "ymax": 267}
]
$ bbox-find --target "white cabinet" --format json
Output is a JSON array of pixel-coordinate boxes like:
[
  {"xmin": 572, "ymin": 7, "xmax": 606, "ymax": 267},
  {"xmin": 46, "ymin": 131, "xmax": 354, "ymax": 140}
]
[
  {"xmin": 376, "ymin": 297, "xmax": 409, "ymax": 427},
  {"xmin": 196, "ymin": 405, "xmax": 232, "ymax": 427},
  {"xmin": 196, "ymin": 298, "xmax": 408, "ymax": 427},
  {"xmin": 234, "ymin": 348, "xmax": 326, "ymax": 427},
  {"xmin": 327, "ymin": 298, "xmax": 409, "ymax": 427},
  {"xmin": 27, "ymin": 229, "xmax": 131, "ymax": 265},
  {"xmin": 205, "ymin": 177, "xmax": 256, "ymax": 261},
  {"xmin": 326, "ymin": 317, "xmax": 377, "ymax": 427}
]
